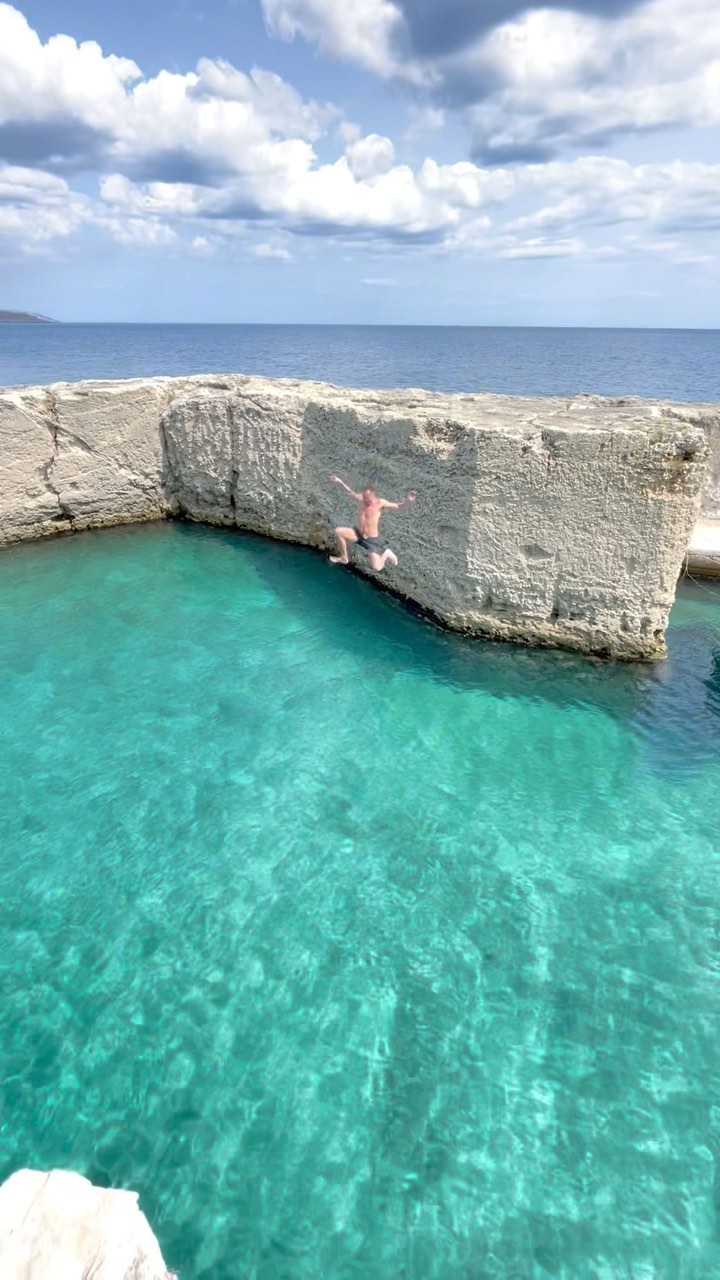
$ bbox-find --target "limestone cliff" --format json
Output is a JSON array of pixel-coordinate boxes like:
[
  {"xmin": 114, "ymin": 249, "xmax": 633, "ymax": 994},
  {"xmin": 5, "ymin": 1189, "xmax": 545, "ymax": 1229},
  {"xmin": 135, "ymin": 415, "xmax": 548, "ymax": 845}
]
[{"xmin": 0, "ymin": 374, "xmax": 713, "ymax": 659}]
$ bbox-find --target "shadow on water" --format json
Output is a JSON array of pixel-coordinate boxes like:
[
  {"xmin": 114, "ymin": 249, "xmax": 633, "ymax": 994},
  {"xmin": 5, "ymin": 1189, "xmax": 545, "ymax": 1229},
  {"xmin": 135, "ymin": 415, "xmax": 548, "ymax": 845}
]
[
  {"xmin": 198, "ymin": 523, "xmax": 649, "ymax": 710},
  {"xmin": 210, "ymin": 525, "xmax": 720, "ymax": 778},
  {"xmin": 709, "ymin": 646, "xmax": 720, "ymax": 715},
  {"xmin": 634, "ymin": 577, "xmax": 720, "ymax": 779},
  {"xmin": 10, "ymin": 519, "xmax": 718, "ymax": 773}
]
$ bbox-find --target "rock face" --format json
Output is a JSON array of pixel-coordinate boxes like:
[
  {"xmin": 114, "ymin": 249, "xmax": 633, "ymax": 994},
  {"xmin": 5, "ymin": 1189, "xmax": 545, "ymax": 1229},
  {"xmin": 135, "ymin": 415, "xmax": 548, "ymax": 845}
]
[
  {"xmin": 0, "ymin": 374, "xmax": 714, "ymax": 659},
  {"xmin": 0, "ymin": 380, "xmax": 169, "ymax": 542},
  {"xmin": 706, "ymin": 423, "xmax": 720, "ymax": 521},
  {"xmin": 669, "ymin": 403, "xmax": 720, "ymax": 521},
  {"xmin": 0, "ymin": 1169, "xmax": 173, "ymax": 1279},
  {"xmin": 663, "ymin": 403, "xmax": 720, "ymax": 577}
]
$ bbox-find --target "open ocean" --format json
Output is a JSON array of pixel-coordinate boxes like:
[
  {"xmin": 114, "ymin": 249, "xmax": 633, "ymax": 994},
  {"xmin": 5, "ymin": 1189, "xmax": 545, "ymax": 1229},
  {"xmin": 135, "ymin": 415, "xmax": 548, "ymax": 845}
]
[{"xmin": 1, "ymin": 322, "xmax": 719, "ymax": 399}]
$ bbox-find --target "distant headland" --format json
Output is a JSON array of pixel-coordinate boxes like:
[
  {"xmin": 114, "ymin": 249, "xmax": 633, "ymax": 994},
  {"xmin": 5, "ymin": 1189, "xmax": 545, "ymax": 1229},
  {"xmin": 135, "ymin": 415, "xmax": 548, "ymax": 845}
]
[{"xmin": 0, "ymin": 311, "xmax": 56, "ymax": 323}]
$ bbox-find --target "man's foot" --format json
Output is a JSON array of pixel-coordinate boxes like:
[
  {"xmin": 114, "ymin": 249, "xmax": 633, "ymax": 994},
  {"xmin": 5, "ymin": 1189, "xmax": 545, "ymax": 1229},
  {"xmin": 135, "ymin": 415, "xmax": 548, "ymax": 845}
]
[
  {"xmin": 329, "ymin": 555, "xmax": 349, "ymax": 565},
  {"xmin": 384, "ymin": 550, "xmax": 398, "ymax": 568}
]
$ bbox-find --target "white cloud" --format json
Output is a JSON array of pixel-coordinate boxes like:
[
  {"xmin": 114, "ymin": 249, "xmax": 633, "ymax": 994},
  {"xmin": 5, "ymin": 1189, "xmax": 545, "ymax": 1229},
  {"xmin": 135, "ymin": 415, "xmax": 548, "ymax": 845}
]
[
  {"xmin": 95, "ymin": 154, "xmax": 720, "ymax": 266},
  {"xmin": 345, "ymin": 133, "xmax": 396, "ymax": 180},
  {"xmin": 0, "ymin": 4, "xmax": 454, "ymax": 246},
  {"xmin": 191, "ymin": 59, "xmax": 337, "ymax": 140},
  {"xmin": 0, "ymin": 3, "xmax": 140, "ymax": 114},
  {"xmin": 99, "ymin": 215, "xmax": 179, "ymax": 247},
  {"xmin": 0, "ymin": 2, "xmax": 337, "ymax": 184},
  {"xmin": 253, "ymin": 240, "xmax": 292, "ymax": 259},
  {"xmin": 402, "ymin": 106, "xmax": 446, "ymax": 144},
  {"xmin": 98, "ymin": 173, "xmax": 200, "ymax": 217},
  {"xmin": 0, "ymin": 2, "xmax": 140, "ymax": 165},
  {"xmin": 262, "ymin": 0, "xmax": 408, "ymax": 79},
  {"xmin": 0, "ymin": 164, "xmax": 88, "ymax": 251},
  {"xmin": 337, "ymin": 121, "xmax": 362, "ymax": 145},
  {"xmin": 461, "ymin": 0, "xmax": 720, "ymax": 160},
  {"xmin": 260, "ymin": 0, "xmax": 720, "ymax": 160},
  {"xmin": 497, "ymin": 236, "xmax": 589, "ymax": 260},
  {"xmin": 0, "ymin": 164, "xmax": 69, "ymax": 204},
  {"xmin": 418, "ymin": 158, "xmax": 517, "ymax": 209},
  {"xmin": 96, "ymin": 150, "xmax": 459, "ymax": 242},
  {"xmin": 501, "ymin": 158, "xmax": 720, "ymax": 236},
  {"xmin": 0, "ymin": 2, "xmax": 718, "ymax": 272}
]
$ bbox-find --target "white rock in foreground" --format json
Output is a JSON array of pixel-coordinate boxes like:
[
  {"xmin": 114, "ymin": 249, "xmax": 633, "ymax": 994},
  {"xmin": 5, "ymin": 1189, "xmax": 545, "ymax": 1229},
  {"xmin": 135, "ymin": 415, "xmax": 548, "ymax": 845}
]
[
  {"xmin": 0, "ymin": 1169, "xmax": 173, "ymax": 1280},
  {"xmin": 0, "ymin": 374, "xmax": 714, "ymax": 659}
]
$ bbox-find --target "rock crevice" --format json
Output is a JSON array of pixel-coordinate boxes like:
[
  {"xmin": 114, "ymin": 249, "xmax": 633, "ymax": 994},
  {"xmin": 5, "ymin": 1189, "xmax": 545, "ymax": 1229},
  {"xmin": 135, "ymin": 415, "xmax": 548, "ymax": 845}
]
[{"xmin": 39, "ymin": 390, "xmax": 76, "ymax": 528}]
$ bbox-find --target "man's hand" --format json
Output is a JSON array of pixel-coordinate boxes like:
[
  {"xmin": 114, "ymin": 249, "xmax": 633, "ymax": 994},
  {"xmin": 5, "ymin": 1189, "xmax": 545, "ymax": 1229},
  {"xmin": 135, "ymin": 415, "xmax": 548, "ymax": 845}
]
[
  {"xmin": 381, "ymin": 489, "xmax": 417, "ymax": 511},
  {"xmin": 330, "ymin": 475, "xmax": 361, "ymax": 501}
]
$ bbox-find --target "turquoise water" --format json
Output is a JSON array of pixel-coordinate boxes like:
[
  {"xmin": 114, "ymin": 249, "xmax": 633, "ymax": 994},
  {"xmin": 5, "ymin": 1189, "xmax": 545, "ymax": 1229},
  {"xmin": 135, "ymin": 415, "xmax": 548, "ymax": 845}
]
[{"xmin": 1, "ymin": 522, "xmax": 720, "ymax": 1279}]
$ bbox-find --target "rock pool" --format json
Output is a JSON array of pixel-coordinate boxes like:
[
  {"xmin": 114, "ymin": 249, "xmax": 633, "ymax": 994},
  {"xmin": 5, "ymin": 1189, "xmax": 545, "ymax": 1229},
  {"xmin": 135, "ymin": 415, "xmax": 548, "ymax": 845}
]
[{"xmin": 1, "ymin": 522, "xmax": 719, "ymax": 1278}]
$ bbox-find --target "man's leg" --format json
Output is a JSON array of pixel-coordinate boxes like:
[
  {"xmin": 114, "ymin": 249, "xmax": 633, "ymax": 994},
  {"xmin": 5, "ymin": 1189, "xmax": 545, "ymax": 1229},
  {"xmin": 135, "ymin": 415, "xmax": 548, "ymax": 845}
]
[
  {"xmin": 369, "ymin": 548, "xmax": 398, "ymax": 573},
  {"xmin": 329, "ymin": 526, "xmax": 357, "ymax": 564}
]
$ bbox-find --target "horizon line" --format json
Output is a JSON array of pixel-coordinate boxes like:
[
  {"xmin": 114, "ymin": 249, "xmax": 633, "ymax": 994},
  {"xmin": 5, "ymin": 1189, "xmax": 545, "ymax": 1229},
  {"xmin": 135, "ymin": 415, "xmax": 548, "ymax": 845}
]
[{"xmin": 6, "ymin": 320, "xmax": 720, "ymax": 332}]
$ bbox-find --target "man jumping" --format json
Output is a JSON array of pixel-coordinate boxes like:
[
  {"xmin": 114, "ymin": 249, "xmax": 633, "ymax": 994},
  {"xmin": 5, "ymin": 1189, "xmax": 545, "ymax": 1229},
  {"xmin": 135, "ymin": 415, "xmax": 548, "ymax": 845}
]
[{"xmin": 328, "ymin": 475, "xmax": 416, "ymax": 572}]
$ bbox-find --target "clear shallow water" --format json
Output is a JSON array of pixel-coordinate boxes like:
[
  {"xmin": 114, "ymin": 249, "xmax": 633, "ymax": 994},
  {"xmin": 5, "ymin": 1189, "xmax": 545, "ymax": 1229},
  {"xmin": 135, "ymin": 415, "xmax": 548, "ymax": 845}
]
[
  {"xmin": 1, "ymin": 522, "xmax": 720, "ymax": 1279},
  {"xmin": 1, "ymin": 322, "xmax": 720, "ymax": 400}
]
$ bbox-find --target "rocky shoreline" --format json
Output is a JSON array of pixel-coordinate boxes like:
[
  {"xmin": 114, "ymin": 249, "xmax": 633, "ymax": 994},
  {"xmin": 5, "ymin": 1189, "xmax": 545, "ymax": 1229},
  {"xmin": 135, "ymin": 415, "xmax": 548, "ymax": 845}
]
[{"xmin": 1, "ymin": 374, "xmax": 718, "ymax": 659}]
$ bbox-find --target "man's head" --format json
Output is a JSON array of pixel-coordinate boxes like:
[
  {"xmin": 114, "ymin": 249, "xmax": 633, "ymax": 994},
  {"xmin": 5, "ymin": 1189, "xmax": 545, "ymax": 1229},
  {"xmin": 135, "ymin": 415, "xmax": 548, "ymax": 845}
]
[{"xmin": 362, "ymin": 486, "xmax": 377, "ymax": 502}]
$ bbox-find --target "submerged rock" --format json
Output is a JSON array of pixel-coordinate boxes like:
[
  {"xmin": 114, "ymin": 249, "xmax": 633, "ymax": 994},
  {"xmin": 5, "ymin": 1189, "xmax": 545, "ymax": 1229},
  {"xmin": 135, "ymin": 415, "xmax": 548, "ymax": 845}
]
[
  {"xmin": 0, "ymin": 373, "xmax": 716, "ymax": 659},
  {"xmin": 0, "ymin": 1169, "xmax": 173, "ymax": 1279}
]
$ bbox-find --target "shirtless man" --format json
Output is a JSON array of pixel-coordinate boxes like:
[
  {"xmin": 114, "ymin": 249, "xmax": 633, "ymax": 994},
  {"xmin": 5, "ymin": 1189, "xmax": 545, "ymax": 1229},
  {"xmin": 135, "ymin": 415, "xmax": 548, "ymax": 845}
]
[{"xmin": 328, "ymin": 475, "xmax": 416, "ymax": 572}]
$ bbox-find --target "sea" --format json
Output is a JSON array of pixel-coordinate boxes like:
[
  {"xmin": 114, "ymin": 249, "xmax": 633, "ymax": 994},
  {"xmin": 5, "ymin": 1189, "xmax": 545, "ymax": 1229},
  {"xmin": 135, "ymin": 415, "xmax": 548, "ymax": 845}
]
[
  {"xmin": 1, "ymin": 524, "xmax": 719, "ymax": 1279},
  {"xmin": 1, "ymin": 322, "xmax": 719, "ymax": 400}
]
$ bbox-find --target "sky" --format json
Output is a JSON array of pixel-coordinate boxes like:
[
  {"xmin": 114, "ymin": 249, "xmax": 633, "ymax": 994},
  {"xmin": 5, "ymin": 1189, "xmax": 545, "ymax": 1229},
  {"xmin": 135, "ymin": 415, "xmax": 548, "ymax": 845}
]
[{"xmin": 1, "ymin": 0, "xmax": 720, "ymax": 324}]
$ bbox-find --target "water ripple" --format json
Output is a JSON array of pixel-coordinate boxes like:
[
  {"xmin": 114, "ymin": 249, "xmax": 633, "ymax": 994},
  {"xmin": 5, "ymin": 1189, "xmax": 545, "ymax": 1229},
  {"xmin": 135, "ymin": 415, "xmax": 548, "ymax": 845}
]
[{"xmin": 0, "ymin": 523, "xmax": 719, "ymax": 1279}]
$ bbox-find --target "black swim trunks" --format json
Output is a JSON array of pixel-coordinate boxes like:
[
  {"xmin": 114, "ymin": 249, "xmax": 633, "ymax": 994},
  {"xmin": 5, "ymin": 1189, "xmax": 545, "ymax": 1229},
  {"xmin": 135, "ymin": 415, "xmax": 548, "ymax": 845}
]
[{"xmin": 353, "ymin": 527, "xmax": 381, "ymax": 553}]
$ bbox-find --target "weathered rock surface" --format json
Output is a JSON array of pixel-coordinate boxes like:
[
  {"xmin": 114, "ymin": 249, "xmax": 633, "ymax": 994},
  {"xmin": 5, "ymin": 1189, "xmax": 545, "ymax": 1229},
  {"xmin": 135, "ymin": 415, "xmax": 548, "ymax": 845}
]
[
  {"xmin": 707, "ymin": 434, "xmax": 720, "ymax": 523},
  {"xmin": 0, "ymin": 1169, "xmax": 173, "ymax": 1279},
  {"xmin": 0, "ymin": 374, "xmax": 715, "ymax": 658},
  {"xmin": 0, "ymin": 380, "xmax": 170, "ymax": 541},
  {"xmin": 661, "ymin": 403, "xmax": 720, "ymax": 576},
  {"xmin": 663, "ymin": 401, "xmax": 720, "ymax": 521}
]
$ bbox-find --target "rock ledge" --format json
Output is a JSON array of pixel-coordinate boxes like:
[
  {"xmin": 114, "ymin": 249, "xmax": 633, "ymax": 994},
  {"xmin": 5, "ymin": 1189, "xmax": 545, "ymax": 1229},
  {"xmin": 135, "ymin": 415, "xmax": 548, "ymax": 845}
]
[
  {"xmin": 1, "ymin": 373, "xmax": 716, "ymax": 659},
  {"xmin": 0, "ymin": 1169, "xmax": 173, "ymax": 1279}
]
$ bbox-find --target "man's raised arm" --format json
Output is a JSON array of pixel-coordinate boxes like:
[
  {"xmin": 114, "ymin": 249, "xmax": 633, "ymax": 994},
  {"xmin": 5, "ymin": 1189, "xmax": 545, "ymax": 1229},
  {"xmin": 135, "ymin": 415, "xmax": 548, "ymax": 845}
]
[
  {"xmin": 330, "ymin": 475, "xmax": 361, "ymax": 500},
  {"xmin": 381, "ymin": 490, "xmax": 417, "ymax": 511}
]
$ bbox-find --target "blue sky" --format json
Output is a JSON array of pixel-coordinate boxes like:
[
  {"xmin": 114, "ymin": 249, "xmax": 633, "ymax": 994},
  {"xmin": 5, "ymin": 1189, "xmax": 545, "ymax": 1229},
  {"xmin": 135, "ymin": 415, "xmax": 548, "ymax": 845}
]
[{"xmin": 1, "ymin": 0, "xmax": 719, "ymax": 324}]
